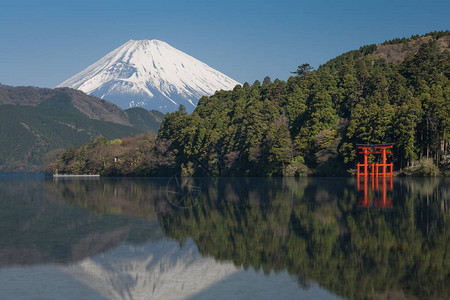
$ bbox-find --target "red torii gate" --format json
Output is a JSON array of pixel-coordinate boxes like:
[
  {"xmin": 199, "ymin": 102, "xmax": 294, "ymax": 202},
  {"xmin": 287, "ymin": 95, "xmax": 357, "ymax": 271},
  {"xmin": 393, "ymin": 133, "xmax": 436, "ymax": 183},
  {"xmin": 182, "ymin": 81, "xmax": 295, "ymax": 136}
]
[{"xmin": 356, "ymin": 144, "xmax": 393, "ymax": 176}]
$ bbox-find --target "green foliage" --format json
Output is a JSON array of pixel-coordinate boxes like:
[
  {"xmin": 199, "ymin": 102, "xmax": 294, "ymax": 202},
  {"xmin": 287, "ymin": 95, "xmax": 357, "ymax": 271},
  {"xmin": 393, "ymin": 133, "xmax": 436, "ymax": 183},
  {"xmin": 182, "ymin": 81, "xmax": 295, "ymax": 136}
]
[
  {"xmin": 48, "ymin": 133, "xmax": 175, "ymax": 176},
  {"xmin": 283, "ymin": 155, "xmax": 308, "ymax": 176},
  {"xmin": 158, "ymin": 33, "xmax": 450, "ymax": 175},
  {"xmin": 291, "ymin": 63, "xmax": 314, "ymax": 77},
  {"xmin": 108, "ymin": 139, "xmax": 122, "ymax": 145},
  {"xmin": 402, "ymin": 158, "xmax": 440, "ymax": 176}
]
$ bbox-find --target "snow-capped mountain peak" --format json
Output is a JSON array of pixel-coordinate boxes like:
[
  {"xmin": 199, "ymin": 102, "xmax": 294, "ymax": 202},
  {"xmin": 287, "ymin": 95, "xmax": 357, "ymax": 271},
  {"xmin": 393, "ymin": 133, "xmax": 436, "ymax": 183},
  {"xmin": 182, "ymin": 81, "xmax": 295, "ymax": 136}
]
[{"xmin": 58, "ymin": 39, "xmax": 240, "ymax": 113}]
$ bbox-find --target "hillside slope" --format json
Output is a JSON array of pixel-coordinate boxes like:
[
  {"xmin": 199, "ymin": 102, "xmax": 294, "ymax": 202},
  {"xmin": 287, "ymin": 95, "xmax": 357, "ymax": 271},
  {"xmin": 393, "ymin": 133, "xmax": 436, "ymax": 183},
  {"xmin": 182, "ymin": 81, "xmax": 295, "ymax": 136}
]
[
  {"xmin": 0, "ymin": 84, "xmax": 131, "ymax": 126},
  {"xmin": 0, "ymin": 85, "xmax": 164, "ymax": 172},
  {"xmin": 125, "ymin": 107, "xmax": 165, "ymax": 132}
]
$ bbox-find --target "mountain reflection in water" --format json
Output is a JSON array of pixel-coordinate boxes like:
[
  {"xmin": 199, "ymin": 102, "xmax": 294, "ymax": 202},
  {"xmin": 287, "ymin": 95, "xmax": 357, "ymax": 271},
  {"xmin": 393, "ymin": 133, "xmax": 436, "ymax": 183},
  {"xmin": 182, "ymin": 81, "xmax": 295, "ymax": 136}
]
[{"xmin": 0, "ymin": 177, "xmax": 448, "ymax": 300}]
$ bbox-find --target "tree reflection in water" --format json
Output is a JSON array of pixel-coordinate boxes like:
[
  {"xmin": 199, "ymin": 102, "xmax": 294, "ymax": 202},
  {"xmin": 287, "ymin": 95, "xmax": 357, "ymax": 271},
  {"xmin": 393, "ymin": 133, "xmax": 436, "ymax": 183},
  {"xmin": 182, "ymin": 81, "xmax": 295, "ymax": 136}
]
[
  {"xmin": 159, "ymin": 177, "xmax": 450, "ymax": 300},
  {"xmin": 0, "ymin": 177, "xmax": 448, "ymax": 300}
]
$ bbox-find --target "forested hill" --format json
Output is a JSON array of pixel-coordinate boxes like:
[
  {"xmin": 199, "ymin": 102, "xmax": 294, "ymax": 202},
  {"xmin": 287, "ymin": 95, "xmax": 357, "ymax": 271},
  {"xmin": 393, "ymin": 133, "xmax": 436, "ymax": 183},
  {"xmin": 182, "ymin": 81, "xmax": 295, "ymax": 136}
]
[
  {"xmin": 0, "ymin": 85, "xmax": 164, "ymax": 172},
  {"xmin": 158, "ymin": 32, "xmax": 450, "ymax": 176}
]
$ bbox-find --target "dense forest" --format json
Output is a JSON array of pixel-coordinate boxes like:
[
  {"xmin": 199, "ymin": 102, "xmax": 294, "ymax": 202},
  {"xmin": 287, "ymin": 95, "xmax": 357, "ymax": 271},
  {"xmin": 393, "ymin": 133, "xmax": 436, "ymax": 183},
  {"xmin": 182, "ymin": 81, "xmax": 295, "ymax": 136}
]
[
  {"xmin": 158, "ymin": 32, "xmax": 450, "ymax": 176},
  {"xmin": 51, "ymin": 32, "xmax": 450, "ymax": 176}
]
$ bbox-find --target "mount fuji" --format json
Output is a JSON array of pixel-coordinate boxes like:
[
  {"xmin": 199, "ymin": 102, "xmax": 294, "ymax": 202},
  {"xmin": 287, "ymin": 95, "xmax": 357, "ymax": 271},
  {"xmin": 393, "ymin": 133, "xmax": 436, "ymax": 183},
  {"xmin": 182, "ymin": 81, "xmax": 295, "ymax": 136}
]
[{"xmin": 58, "ymin": 40, "xmax": 240, "ymax": 113}]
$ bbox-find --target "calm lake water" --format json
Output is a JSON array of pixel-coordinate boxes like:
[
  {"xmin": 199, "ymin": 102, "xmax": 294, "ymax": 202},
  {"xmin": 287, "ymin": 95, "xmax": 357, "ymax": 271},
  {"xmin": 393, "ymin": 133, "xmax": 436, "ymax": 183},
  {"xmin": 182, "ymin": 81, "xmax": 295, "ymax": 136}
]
[{"xmin": 0, "ymin": 176, "xmax": 448, "ymax": 300}]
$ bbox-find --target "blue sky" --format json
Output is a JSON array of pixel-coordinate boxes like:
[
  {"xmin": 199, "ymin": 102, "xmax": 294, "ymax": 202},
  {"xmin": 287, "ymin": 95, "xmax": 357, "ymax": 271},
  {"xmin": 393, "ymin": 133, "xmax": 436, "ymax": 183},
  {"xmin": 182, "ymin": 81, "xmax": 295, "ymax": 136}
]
[{"xmin": 0, "ymin": 0, "xmax": 448, "ymax": 88}]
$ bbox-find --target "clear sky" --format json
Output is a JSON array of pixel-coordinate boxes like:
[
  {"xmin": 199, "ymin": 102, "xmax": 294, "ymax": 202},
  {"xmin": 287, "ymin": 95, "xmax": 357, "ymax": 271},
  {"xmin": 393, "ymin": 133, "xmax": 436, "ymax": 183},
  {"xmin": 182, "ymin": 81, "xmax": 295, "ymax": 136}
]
[{"xmin": 0, "ymin": 0, "xmax": 448, "ymax": 88}]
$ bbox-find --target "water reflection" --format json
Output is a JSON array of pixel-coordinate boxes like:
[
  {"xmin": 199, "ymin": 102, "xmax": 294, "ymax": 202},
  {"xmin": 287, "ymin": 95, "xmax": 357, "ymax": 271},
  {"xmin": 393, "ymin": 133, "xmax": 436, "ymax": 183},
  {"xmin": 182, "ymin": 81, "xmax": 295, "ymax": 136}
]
[
  {"xmin": 0, "ymin": 177, "xmax": 448, "ymax": 300},
  {"xmin": 159, "ymin": 177, "xmax": 450, "ymax": 300},
  {"xmin": 0, "ymin": 178, "xmax": 163, "ymax": 267},
  {"xmin": 357, "ymin": 175, "xmax": 393, "ymax": 209}
]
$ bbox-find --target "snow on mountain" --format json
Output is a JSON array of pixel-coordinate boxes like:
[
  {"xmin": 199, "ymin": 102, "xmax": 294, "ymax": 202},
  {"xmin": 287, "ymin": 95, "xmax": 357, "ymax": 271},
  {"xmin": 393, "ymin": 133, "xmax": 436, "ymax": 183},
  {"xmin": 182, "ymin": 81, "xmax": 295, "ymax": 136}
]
[{"xmin": 58, "ymin": 40, "xmax": 240, "ymax": 113}]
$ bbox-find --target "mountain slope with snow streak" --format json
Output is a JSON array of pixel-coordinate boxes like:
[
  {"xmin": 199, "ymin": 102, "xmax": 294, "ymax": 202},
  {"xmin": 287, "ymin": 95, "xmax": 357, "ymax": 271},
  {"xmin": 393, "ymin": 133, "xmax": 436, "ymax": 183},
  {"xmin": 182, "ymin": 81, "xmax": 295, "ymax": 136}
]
[{"xmin": 58, "ymin": 40, "xmax": 240, "ymax": 113}]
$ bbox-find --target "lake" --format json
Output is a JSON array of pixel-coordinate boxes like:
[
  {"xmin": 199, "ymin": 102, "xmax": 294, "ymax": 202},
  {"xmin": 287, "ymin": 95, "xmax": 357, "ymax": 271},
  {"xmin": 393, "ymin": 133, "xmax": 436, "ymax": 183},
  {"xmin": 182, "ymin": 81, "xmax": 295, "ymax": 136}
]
[{"xmin": 0, "ymin": 176, "xmax": 448, "ymax": 300}]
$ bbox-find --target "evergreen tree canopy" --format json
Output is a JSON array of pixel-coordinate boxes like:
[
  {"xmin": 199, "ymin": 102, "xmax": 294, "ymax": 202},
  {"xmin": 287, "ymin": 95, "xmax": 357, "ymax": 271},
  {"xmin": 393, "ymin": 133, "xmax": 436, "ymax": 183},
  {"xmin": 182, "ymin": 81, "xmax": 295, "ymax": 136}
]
[
  {"xmin": 158, "ymin": 32, "xmax": 450, "ymax": 176},
  {"xmin": 291, "ymin": 63, "xmax": 314, "ymax": 77}
]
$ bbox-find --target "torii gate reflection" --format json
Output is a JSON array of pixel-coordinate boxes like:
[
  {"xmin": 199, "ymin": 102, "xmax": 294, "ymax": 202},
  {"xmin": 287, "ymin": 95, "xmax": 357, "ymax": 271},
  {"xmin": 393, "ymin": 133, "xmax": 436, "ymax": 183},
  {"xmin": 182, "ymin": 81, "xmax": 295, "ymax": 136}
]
[
  {"xmin": 356, "ymin": 144, "xmax": 394, "ymax": 209},
  {"xmin": 357, "ymin": 175, "xmax": 393, "ymax": 209}
]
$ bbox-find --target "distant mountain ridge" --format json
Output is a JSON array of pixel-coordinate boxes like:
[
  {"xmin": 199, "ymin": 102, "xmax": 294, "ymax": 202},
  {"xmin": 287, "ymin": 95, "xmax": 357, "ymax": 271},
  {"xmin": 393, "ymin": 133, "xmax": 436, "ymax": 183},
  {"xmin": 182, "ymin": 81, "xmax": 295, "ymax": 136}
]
[
  {"xmin": 0, "ymin": 84, "xmax": 131, "ymax": 126},
  {"xmin": 0, "ymin": 84, "xmax": 163, "ymax": 172},
  {"xmin": 58, "ymin": 39, "xmax": 240, "ymax": 113}
]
